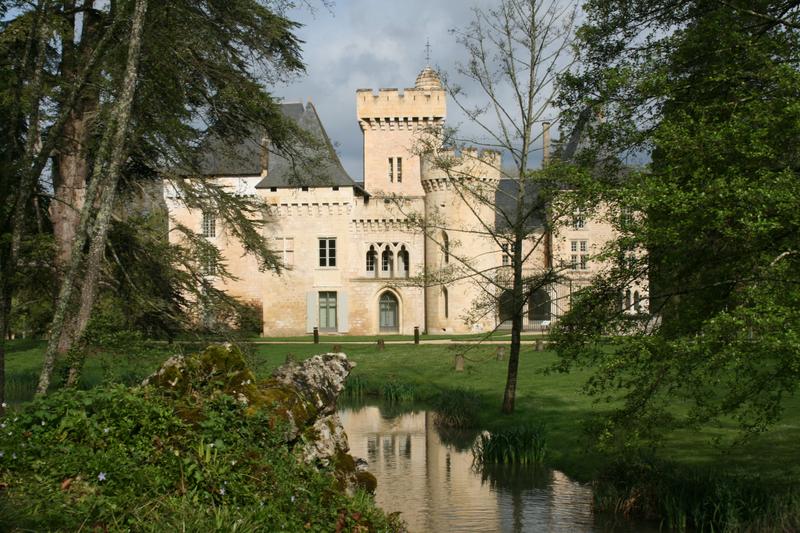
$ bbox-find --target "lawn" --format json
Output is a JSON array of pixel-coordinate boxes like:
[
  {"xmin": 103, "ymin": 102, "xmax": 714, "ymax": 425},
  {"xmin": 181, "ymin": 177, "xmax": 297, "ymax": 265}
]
[{"xmin": 6, "ymin": 337, "xmax": 800, "ymax": 485}]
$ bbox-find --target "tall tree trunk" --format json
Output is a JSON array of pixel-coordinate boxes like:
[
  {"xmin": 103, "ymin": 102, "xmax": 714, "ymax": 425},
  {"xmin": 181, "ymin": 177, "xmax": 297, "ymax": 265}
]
[
  {"xmin": 52, "ymin": 1, "xmax": 102, "ymax": 271},
  {"xmin": 501, "ymin": 232, "xmax": 525, "ymax": 414},
  {"xmin": 37, "ymin": 0, "xmax": 149, "ymax": 396}
]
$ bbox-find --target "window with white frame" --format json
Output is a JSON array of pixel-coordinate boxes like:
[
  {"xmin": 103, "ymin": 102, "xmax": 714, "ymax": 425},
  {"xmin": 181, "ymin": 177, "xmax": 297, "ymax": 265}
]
[
  {"xmin": 501, "ymin": 243, "xmax": 516, "ymax": 266},
  {"xmin": 274, "ymin": 237, "xmax": 294, "ymax": 267},
  {"xmin": 366, "ymin": 245, "xmax": 377, "ymax": 272},
  {"xmin": 570, "ymin": 240, "xmax": 588, "ymax": 270},
  {"xmin": 388, "ymin": 157, "xmax": 403, "ymax": 183},
  {"xmin": 572, "ymin": 208, "xmax": 586, "ymax": 230},
  {"xmin": 381, "ymin": 247, "xmax": 393, "ymax": 273},
  {"xmin": 202, "ymin": 211, "xmax": 216, "ymax": 237},
  {"xmin": 319, "ymin": 238, "xmax": 336, "ymax": 267}
]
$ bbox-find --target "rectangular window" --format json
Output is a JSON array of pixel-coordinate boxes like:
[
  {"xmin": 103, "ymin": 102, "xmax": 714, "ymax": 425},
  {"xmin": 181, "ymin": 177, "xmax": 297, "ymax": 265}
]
[
  {"xmin": 501, "ymin": 243, "xmax": 515, "ymax": 266},
  {"xmin": 388, "ymin": 158, "xmax": 394, "ymax": 182},
  {"xmin": 202, "ymin": 211, "xmax": 216, "ymax": 238},
  {"xmin": 319, "ymin": 238, "xmax": 336, "ymax": 267},
  {"xmin": 572, "ymin": 208, "xmax": 585, "ymax": 230},
  {"xmin": 396, "ymin": 157, "xmax": 402, "ymax": 183},
  {"xmin": 201, "ymin": 251, "xmax": 217, "ymax": 276},
  {"xmin": 274, "ymin": 237, "xmax": 294, "ymax": 266},
  {"xmin": 570, "ymin": 240, "xmax": 588, "ymax": 270},
  {"xmin": 319, "ymin": 291, "xmax": 337, "ymax": 330}
]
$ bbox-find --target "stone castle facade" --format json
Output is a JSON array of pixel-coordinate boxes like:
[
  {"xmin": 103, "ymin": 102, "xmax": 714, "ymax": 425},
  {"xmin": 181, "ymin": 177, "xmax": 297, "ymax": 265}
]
[{"xmin": 165, "ymin": 66, "xmax": 648, "ymax": 336}]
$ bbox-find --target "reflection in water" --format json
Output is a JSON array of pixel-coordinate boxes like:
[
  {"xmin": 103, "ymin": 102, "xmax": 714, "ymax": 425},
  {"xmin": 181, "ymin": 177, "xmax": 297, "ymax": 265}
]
[
  {"xmin": 339, "ymin": 404, "xmax": 601, "ymax": 533},
  {"xmin": 340, "ymin": 403, "xmax": 661, "ymax": 533}
]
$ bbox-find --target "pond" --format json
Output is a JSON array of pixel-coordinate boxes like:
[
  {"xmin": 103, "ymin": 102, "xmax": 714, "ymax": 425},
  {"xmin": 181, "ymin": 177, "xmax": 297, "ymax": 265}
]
[{"xmin": 339, "ymin": 402, "xmax": 661, "ymax": 533}]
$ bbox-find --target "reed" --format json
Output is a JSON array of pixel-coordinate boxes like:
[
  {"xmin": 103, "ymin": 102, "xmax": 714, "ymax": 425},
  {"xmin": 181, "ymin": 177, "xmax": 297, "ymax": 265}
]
[
  {"xmin": 593, "ymin": 457, "xmax": 800, "ymax": 532},
  {"xmin": 432, "ymin": 388, "xmax": 481, "ymax": 428},
  {"xmin": 379, "ymin": 382, "xmax": 415, "ymax": 404},
  {"xmin": 472, "ymin": 425, "xmax": 547, "ymax": 466}
]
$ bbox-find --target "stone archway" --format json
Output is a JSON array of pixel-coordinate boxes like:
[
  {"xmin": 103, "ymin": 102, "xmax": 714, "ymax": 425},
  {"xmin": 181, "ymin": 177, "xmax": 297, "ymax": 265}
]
[{"xmin": 379, "ymin": 291, "xmax": 399, "ymax": 332}]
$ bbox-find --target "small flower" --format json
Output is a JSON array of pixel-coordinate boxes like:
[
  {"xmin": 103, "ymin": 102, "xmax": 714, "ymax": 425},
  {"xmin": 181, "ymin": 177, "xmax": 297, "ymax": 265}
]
[
  {"xmin": 98, "ymin": 472, "xmax": 107, "ymax": 482},
  {"xmin": 41, "ymin": 420, "xmax": 45, "ymax": 426},
  {"xmin": 11, "ymin": 453, "xmax": 16, "ymax": 459},
  {"xmin": 290, "ymin": 495, "xmax": 295, "ymax": 503},
  {"xmin": 219, "ymin": 487, "xmax": 225, "ymax": 496},
  {"xmin": 1, "ymin": 423, "xmax": 6, "ymax": 429},
  {"xmin": 208, "ymin": 442, "xmax": 214, "ymax": 448},
  {"xmin": 260, "ymin": 501, "xmax": 265, "ymax": 507},
  {"xmin": 103, "ymin": 427, "xmax": 110, "ymax": 434},
  {"xmin": 0, "ymin": 451, "xmax": 4, "ymax": 458},
  {"xmin": 6, "ymin": 432, "xmax": 10, "ymax": 436},
  {"xmin": 230, "ymin": 460, "xmax": 237, "ymax": 466},
  {"xmin": 1, "ymin": 402, "xmax": 6, "ymax": 408}
]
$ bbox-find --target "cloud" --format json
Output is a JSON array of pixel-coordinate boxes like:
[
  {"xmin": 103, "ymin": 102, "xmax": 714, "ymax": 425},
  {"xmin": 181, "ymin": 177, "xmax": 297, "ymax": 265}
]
[{"xmin": 274, "ymin": 0, "xmax": 560, "ymax": 182}]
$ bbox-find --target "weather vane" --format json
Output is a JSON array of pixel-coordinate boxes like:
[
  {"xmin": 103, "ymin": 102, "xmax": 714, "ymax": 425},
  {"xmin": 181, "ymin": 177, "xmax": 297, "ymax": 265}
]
[{"xmin": 425, "ymin": 38, "xmax": 431, "ymax": 64}]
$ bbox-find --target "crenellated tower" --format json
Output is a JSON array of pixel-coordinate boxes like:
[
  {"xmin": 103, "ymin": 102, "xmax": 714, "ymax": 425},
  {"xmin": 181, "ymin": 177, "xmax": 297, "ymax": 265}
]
[
  {"xmin": 421, "ymin": 148, "xmax": 502, "ymax": 332},
  {"xmin": 357, "ymin": 66, "xmax": 446, "ymax": 196}
]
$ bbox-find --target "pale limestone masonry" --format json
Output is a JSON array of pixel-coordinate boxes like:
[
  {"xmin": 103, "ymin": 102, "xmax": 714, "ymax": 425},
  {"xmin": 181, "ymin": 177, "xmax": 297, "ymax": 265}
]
[{"xmin": 165, "ymin": 66, "xmax": 648, "ymax": 336}]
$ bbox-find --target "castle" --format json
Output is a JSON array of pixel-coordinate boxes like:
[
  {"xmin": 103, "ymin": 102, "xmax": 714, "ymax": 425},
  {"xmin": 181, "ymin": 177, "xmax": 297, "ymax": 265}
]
[{"xmin": 165, "ymin": 66, "xmax": 647, "ymax": 336}]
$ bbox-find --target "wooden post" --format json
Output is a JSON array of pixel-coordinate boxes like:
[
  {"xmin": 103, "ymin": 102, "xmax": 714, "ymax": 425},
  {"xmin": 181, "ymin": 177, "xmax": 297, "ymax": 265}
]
[
  {"xmin": 535, "ymin": 339, "xmax": 543, "ymax": 352},
  {"xmin": 496, "ymin": 346, "xmax": 506, "ymax": 361},
  {"xmin": 313, "ymin": 327, "xmax": 319, "ymax": 344},
  {"xmin": 455, "ymin": 354, "xmax": 465, "ymax": 372},
  {"xmin": 377, "ymin": 339, "xmax": 385, "ymax": 351},
  {"xmin": 333, "ymin": 344, "xmax": 342, "ymax": 353},
  {"xmin": 414, "ymin": 326, "xmax": 420, "ymax": 345}
]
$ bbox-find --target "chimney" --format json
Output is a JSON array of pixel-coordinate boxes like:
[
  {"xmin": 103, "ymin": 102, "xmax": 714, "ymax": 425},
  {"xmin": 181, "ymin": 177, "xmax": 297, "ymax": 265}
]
[
  {"xmin": 260, "ymin": 134, "xmax": 269, "ymax": 177},
  {"xmin": 542, "ymin": 121, "xmax": 551, "ymax": 167}
]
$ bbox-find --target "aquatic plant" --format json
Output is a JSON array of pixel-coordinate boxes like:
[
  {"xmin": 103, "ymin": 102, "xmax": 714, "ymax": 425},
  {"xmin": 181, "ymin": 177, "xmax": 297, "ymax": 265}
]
[
  {"xmin": 432, "ymin": 388, "xmax": 481, "ymax": 428},
  {"xmin": 472, "ymin": 425, "xmax": 547, "ymax": 466},
  {"xmin": 379, "ymin": 382, "xmax": 415, "ymax": 404}
]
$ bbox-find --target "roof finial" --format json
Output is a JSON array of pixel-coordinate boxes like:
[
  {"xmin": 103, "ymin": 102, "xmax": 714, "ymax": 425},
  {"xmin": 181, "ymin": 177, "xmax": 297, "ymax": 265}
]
[{"xmin": 425, "ymin": 38, "xmax": 431, "ymax": 65}]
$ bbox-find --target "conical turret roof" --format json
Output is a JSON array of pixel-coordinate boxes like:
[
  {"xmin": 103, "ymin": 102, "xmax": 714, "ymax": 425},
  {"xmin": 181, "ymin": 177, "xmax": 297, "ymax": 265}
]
[{"xmin": 415, "ymin": 66, "xmax": 442, "ymax": 90}]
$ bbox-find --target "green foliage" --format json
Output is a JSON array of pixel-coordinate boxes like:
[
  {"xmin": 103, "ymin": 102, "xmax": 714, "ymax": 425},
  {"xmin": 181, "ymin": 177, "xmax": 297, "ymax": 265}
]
[
  {"xmin": 555, "ymin": 0, "xmax": 800, "ymax": 442},
  {"xmin": 594, "ymin": 456, "xmax": 800, "ymax": 532},
  {"xmin": 472, "ymin": 425, "xmax": 547, "ymax": 466},
  {"xmin": 0, "ymin": 347, "xmax": 401, "ymax": 531},
  {"xmin": 432, "ymin": 388, "xmax": 481, "ymax": 428}
]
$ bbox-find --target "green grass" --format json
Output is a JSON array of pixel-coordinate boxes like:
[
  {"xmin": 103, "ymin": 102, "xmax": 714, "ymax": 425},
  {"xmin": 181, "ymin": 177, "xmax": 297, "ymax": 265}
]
[
  {"xmin": 473, "ymin": 425, "xmax": 548, "ymax": 466},
  {"xmin": 6, "ymin": 338, "xmax": 800, "ymax": 486}
]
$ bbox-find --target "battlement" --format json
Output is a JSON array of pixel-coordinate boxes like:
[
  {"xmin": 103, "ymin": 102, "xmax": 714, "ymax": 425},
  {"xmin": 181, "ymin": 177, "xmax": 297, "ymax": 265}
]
[
  {"xmin": 356, "ymin": 86, "xmax": 446, "ymax": 120},
  {"xmin": 421, "ymin": 148, "xmax": 502, "ymax": 183}
]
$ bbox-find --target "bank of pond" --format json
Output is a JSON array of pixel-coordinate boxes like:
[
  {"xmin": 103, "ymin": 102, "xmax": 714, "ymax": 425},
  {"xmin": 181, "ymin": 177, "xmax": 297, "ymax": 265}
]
[{"xmin": 3, "ymin": 339, "xmax": 799, "ymax": 531}]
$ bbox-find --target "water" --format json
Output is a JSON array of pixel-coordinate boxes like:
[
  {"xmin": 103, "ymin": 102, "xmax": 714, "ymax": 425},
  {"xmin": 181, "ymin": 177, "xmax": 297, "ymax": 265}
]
[{"xmin": 339, "ymin": 403, "xmax": 658, "ymax": 533}]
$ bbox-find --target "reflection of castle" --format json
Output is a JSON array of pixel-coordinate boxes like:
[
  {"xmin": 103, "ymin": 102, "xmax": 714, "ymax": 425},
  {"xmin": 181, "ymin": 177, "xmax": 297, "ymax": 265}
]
[
  {"xmin": 339, "ymin": 405, "xmax": 597, "ymax": 533},
  {"xmin": 165, "ymin": 66, "xmax": 647, "ymax": 335},
  {"xmin": 339, "ymin": 405, "xmax": 500, "ymax": 532}
]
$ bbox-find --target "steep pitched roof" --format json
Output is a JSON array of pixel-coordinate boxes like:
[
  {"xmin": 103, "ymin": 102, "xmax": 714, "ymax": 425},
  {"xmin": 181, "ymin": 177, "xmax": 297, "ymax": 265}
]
[{"xmin": 196, "ymin": 102, "xmax": 364, "ymax": 193}]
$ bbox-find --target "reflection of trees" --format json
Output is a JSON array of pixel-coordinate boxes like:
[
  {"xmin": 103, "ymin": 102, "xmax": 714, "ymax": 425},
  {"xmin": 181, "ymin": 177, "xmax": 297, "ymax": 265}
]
[{"xmin": 436, "ymin": 426, "xmax": 481, "ymax": 453}]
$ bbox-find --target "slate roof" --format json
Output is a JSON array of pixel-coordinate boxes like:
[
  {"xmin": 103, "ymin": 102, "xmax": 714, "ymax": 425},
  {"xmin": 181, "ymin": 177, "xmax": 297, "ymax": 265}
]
[
  {"xmin": 196, "ymin": 102, "xmax": 365, "ymax": 194},
  {"xmin": 494, "ymin": 177, "xmax": 546, "ymax": 232}
]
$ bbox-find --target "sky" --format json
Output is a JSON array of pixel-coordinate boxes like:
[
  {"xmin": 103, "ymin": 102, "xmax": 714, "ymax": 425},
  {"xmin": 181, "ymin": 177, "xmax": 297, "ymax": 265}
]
[{"xmin": 273, "ymin": 0, "xmax": 552, "ymax": 183}]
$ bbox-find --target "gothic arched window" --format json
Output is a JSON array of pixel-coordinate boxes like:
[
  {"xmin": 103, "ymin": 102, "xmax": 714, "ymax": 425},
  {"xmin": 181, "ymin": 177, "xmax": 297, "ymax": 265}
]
[
  {"xmin": 398, "ymin": 245, "xmax": 409, "ymax": 277},
  {"xmin": 442, "ymin": 287, "xmax": 449, "ymax": 319},
  {"xmin": 382, "ymin": 246, "xmax": 394, "ymax": 274},
  {"xmin": 366, "ymin": 245, "xmax": 377, "ymax": 274}
]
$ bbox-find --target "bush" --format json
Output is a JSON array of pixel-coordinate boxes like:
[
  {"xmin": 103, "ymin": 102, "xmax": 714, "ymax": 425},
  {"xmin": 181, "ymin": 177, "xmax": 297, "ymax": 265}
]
[{"xmin": 0, "ymin": 350, "xmax": 402, "ymax": 531}]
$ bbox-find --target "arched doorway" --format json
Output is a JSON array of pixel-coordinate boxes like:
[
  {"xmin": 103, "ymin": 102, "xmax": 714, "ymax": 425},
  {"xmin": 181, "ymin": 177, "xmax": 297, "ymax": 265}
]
[
  {"xmin": 379, "ymin": 292, "xmax": 399, "ymax": 332},
  {"xmin": 528, "ymin": 288, "xmax": 551, "ymax": 321}
]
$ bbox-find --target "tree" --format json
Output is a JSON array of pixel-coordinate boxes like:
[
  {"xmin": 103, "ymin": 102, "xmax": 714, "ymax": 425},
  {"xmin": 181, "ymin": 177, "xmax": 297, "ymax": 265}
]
[
  {"xmin": 554, "ymin": 0, "xmax": 800, "ymax": 443},
  {"xmin": 0, "ymin": 0, "xmax": 311, "ymax": 398},
  {"xmin": 412, "ymin": 0, "xmax": 581, "ymax": 413}
]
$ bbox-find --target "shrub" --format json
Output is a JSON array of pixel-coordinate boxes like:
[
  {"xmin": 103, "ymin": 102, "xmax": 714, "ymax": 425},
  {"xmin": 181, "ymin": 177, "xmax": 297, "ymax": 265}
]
[
  {"xmin": 0, "ymin": 349, "xmax": 402, "ymax": 531},
  {"xmin": 432, "ymin": 388, "xmax": 481, "ymax": 428},
  {"xmin": 472, "ymin": 425, "xmax": 547, "ymax": 466}
]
